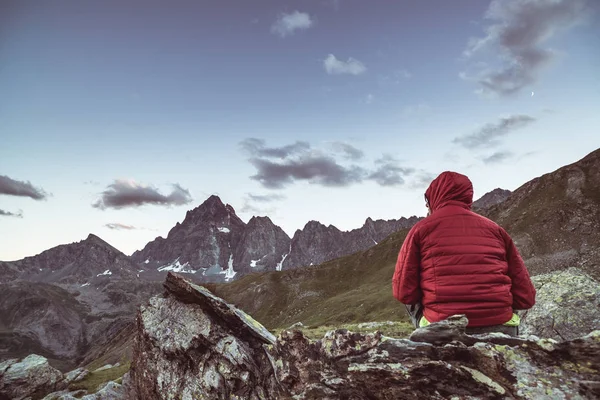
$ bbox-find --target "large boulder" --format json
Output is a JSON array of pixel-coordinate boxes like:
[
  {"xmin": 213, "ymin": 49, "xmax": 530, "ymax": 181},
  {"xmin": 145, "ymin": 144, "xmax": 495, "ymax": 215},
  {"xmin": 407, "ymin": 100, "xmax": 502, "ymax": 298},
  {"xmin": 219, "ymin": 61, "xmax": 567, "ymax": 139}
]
[
  {"xmin": 130, "ymin": 272, "xmax": 600, "ymax": 399},
  {"xmin": 521, "ymin": 267, "xmax": 600, "ymax": 340},
  {"xmin": 130, "ymin": 272, "xmax": 281, "ymax": 399},
  {"xmin": 0, "ymin": 354, "xmax": 66, "ymax": 400}
]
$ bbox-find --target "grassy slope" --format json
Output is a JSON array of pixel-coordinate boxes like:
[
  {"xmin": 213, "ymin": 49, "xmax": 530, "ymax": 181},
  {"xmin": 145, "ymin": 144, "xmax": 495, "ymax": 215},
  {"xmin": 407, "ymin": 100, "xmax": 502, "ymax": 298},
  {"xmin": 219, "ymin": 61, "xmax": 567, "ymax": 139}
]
[{"xmin": 206, "ymin": 229, "xmax": 410, "ymax": 330}]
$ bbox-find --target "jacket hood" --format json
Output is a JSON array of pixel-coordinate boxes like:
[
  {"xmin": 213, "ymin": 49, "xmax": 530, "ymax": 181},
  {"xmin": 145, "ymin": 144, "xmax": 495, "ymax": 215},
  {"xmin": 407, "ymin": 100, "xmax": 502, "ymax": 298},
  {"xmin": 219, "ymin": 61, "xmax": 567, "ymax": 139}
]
[{"xmin": 425, "ymin": 171, "xmax": 473, "ymax": 211}]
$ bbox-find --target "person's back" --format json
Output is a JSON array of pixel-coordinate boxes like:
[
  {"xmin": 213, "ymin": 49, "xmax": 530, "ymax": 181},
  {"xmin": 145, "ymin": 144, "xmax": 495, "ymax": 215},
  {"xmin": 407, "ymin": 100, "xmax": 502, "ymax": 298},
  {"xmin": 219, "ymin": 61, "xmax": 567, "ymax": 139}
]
[{"xmin": 393, "ymin": 171, "xmax": 536, "ymax": 332}]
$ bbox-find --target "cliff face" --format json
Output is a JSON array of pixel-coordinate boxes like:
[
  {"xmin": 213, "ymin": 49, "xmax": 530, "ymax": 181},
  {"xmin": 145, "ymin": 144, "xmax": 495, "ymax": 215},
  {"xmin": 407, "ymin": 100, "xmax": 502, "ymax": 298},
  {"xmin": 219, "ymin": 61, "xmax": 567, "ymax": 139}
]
[{"xmin": 127, "ymin": 273, "xmax": 600, "ymax": 400}]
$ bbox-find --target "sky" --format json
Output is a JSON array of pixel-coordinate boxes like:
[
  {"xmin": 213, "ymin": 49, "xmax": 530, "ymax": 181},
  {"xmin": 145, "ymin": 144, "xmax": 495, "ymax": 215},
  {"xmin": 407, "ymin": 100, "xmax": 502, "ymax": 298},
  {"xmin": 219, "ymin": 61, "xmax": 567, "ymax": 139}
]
[{"xmin": 1, "ymin": 0, "xmax": 599, "ymax": 261}]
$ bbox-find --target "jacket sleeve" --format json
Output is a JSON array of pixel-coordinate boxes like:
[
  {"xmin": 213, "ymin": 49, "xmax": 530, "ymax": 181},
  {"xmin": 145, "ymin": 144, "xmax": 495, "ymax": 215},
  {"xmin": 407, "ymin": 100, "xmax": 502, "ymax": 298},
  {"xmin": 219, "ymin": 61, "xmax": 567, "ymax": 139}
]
[
  {"xmin": 392, "ymin": 227, "xmax": 422, "ymax": 305},
  {"xmin": 501, "ymin": 228, "xmax": 536, "ymax": 309}
]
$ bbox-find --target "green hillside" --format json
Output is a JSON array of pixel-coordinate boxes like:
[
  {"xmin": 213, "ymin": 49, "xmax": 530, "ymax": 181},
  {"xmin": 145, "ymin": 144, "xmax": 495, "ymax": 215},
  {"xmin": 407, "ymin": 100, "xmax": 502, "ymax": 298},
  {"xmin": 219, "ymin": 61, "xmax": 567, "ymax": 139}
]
[{"xmin": 206, "ymin": 228, "xmax": 411, "ymax": 330}]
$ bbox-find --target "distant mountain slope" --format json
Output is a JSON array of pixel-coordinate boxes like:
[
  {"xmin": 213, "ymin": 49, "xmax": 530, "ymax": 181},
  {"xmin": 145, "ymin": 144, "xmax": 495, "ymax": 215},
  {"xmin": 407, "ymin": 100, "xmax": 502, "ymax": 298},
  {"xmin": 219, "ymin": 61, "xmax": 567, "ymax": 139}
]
[
  {"xmin": 483, "ymin": 148, "xmax": 600, "ymax": 279},
  {"xmin": 473, "ymin": 188, "xmax": 511, "ymax": 210},
  {"xmin": 0, "ymin": 234, "xmax": 138, "ymax": 285},
  {"xmin": 131, "ymin": 195, "xmax": 421, "ymax": 281},
  {"xmin": 206, "ymin": 228, "xmax": 410, "ymax": 330}
]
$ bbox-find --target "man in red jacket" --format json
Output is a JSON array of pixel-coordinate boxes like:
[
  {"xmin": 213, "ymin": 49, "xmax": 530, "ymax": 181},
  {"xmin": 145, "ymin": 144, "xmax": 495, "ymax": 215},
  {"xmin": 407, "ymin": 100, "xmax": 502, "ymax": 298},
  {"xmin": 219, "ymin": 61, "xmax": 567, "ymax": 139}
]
[{"xmin": 393, "ymin": 171, "xmax": 536, "ymax": 335}]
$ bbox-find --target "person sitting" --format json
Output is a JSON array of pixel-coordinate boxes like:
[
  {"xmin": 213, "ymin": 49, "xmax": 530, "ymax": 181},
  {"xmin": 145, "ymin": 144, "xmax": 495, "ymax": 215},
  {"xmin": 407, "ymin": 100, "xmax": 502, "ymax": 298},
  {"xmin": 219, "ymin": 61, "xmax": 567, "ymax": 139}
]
[{"xmin": 392, "ymin": 171, "xmax": 536, "ymax": 336}]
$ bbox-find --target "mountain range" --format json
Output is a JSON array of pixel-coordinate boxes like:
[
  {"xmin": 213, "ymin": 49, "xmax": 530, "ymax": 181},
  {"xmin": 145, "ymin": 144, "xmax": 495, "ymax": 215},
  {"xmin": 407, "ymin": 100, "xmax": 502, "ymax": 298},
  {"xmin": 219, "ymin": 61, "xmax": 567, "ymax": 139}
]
[{"xmin": 1, "ymin": 147, "xmax": 599, "ymax": 371}]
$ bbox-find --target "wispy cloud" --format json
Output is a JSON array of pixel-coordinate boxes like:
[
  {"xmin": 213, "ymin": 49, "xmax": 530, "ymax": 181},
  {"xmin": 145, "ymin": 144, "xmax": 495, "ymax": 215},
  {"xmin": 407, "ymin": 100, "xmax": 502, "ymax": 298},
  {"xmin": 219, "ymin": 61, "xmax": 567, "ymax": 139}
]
[
  {"xmin": 331, "ymin": 141, "xmax": 365, "ymax": 161},
  {"xmin": 240, "ymin": 138, "xmax": 310, "ymax": 159},
  {"xmin": 105, "ymin": 223, "xmax": 136, "ymax": 230},
  {"xmin": 0, "ymin": 209, "xmax": 23, "ymax": 218},
  {"xmin": 482, "ymin": 150, "xmax": 514, "ymax": 164},
  {"xmin": 247, "ymin": 193, "xmax": 286, "ymax": 202},
  {"xmin": 409, "ymin": 172, "xmax": 438, "ymax": 190},
  {"xmin": 0, "ymin": 175, "xmax": 48, "ymax": 200},
  {"xmin": 93, "ymin": 180, "xmax": 193, "ymax": 210},
  {"xmin": 462, "ymin": 0, "xmax": 589, "ymax": 97},
  {"xmin": 454, "ymin": 114, "xmax": 536, "ymax": 149},
  {"xmin": 323, "ymin": 54, "xmax": 367, "ymax": 75},
  {"xmin": 368, "ymin": 155, "xmax": 415, "ymax": 186},
  {"xmin": 365, "ymin": 94, "xmax": 374, "ymax": 104},
  {"xmin": 271, "ymin": 11, "xmax": 314, "ymax": 37}
]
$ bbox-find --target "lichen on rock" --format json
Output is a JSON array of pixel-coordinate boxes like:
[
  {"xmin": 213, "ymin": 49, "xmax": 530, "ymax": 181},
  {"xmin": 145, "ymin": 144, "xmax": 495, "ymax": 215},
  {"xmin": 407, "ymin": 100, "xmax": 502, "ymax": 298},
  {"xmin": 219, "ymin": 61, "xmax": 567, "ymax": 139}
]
[{"xmin": 127, "ymin": 272, "xmax": 600, "ymax": 399}]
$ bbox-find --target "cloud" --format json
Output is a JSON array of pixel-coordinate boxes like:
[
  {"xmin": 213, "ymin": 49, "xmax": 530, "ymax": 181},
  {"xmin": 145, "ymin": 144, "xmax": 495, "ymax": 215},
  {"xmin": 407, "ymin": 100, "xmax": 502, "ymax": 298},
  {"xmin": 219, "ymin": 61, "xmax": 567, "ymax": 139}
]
[
  {"xmin": 241, "ymin": 139, "xmax": 427, "ymax": 189},
  {"xmin": 323, "ymin": 54, "xmax": 367, "ymax": 75},
  {"xmin": 249, "ymin": 156, "xmax": 367, "ymax": 189},
  {"xmin": 271, "ymin": 11, "xmax": 314, "ymax": 37},
  {"xmin": 0, "ymin": 209, "xmax": 23, "ymax": 218},
  {"xmin": 368, "ymin": 155, "xmax": 415, "ymax": 186},
  {"xmin": 93, "ymin": 180, "xmax": 193, "ymax": 210},
  {"xmin": 105, "ymin": 223, "xmax": 136, "ymax": 230},
  {"xmin": 454, "ymin": 114, "xmax": 536, "ymax": 149},
  {"xmin": 240, "ymin": 138, "xmax": 311, "ymax": 159},
  {"xmin": 365, "ymin": 94, "xmax": 374, "ymax": 104},
  {"xmin": 0, "ymin": 175, "xmax": 48, "ymax": 200},
  {"xmin": 482, "ymin": 150, "xmax": 514, "ymax": 164},
  {"xmin": 462, "ymin": 0, "xmax": 588, "ymax": 96},
  {"xmin": 247, "ymin": 193, "xmax": 286, "ymax": 202},
  {"xmin": 409, "ymin": 172, "xmax": 438, "ymax": 190},
  {"xmin": 331, "ymin": 142, "xmax": 365, "ymax": 161}
]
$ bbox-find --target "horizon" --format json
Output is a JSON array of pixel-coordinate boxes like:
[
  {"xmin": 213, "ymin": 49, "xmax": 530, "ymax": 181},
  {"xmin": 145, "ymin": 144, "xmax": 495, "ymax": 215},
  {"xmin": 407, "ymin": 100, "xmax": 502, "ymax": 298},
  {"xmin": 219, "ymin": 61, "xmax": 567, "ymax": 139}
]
[{"xmin": 2, "ymin": 0, "xmax": 600, "ymax": 261}]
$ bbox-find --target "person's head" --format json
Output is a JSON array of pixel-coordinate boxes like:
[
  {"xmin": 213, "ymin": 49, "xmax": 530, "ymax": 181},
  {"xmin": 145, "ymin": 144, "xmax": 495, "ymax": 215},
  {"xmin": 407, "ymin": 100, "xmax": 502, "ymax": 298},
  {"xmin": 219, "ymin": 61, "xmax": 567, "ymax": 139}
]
[
  {"xmin": 424, "ymin": 171, "xmax": 473, "ymax": 214},
  {"xmin": 424, "ymin": 194, "xmax": 432, "ymax": 216}
]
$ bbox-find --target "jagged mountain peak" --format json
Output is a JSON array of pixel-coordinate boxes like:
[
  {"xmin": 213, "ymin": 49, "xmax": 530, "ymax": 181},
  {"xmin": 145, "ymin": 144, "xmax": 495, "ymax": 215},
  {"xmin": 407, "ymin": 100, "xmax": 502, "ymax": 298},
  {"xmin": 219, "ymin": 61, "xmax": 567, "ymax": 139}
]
[
  {"xmin": 247, "ymin": 215, "xmax": 275, "ymax": 226},
  {"xmin": 83, "ymin": 233, "xmax": 121, "ymax": 253}
]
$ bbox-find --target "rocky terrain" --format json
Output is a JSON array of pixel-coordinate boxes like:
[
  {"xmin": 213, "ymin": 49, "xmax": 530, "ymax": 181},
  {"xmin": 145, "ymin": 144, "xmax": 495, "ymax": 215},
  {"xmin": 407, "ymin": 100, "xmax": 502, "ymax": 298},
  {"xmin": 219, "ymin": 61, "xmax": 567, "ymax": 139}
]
[
  {"xmin": 11, "ymin": 272, "xmax": 597, "ymax": 400},
  {"xmin": 484, "ymin": 148, "xmax": 600, "ymax": 280}
]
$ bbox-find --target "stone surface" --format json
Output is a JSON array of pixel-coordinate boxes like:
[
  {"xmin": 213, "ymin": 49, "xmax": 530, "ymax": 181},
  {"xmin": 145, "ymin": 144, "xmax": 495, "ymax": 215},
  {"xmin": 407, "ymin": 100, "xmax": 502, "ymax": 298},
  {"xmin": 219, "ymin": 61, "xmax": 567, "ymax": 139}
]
[
  {"xmin": 64, "ymin": 367, "xmax": 89, "ymax": 384},
  {"xmin": 520, "ymin": 267, "xmax": 600, "ymax": 341},
  {"xmin": 130, "ymin": 272, "xmax": 281, "ymax": 399},
  {"xmin": 130, "ymin": 273, "xmax": 600, "ymax": 399},
  {"xmin": 0, "ymin": 354, "xmax": 65, "ymax": 400}
]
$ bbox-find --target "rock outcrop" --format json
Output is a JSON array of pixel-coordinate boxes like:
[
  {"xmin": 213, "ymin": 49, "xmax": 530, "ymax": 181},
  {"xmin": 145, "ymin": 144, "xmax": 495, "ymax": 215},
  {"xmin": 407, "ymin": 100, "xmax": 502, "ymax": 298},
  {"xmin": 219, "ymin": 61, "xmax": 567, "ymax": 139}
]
[
  {"xmin": 0, "ymin": 354, "xmax": 66, "ymax": 400},
  {"xmin": 521, "ymin": 267, "xmax": 600, "ymax": 341},
  {"xmin": 131, "ymin": 273, "xmax": 600, "ymax": 399}
]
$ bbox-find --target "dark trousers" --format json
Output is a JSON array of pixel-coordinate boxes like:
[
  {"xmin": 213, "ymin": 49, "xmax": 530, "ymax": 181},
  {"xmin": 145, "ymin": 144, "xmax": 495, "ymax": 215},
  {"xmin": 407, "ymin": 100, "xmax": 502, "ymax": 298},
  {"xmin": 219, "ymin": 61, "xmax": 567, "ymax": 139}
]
[{"xmin": 404, "ymin": 304, "xmax": 518, "ymax": 336}]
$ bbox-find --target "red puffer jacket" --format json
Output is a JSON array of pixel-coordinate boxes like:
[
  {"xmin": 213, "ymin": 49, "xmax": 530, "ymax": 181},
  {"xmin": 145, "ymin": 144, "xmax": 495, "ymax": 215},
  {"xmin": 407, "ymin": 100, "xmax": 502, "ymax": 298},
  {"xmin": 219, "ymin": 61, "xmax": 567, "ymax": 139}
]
[{"xmin": 393, "ymin": 171, "xmax": 536, "ymax": 327}]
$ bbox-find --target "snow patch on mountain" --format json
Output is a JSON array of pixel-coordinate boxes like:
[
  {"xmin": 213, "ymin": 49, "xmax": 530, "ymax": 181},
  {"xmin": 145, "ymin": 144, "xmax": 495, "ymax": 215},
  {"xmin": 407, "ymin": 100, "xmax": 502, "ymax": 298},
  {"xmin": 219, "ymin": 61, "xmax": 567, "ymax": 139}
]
[
  {"xmin": 222, "ymin": 254, "xmax": 236, "ymax": 281},
  {"xmin": 157, "ymin": 258, "xmax": 197, "ymax": 274},
  {"xmin": 218, "ymin": 227, "xmax": 230, "ymax": 233},
  {"xmin": 277, "ymin": 244, "xmax": 292, "ymax": 271},
  {"xmin": 96, "ymin": 270, "xmax": 112, "ymax": 277}
]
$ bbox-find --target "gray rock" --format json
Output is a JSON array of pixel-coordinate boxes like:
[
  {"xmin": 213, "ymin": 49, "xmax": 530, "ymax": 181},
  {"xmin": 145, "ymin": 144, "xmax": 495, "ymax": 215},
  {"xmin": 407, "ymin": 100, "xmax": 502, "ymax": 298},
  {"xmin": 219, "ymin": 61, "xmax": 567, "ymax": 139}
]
[
  {"xmin": 130, "ymin": 272, "xmax": 280, "ymax": 399},
  {"xmin": 521, "ymin": 267, "xmax": 600, "ymax": 340},
  {"xmin": 0, "ymin": 354, "xmax": 65, "ymax": 400},
  {"xmin": 64, "ymin": 367, "xmax": 89, "ymax": 384},
  {"xmin": 130, "ymin": 273, "xmax": 600, "ymax": 399}
]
